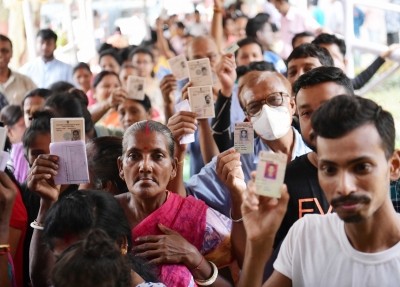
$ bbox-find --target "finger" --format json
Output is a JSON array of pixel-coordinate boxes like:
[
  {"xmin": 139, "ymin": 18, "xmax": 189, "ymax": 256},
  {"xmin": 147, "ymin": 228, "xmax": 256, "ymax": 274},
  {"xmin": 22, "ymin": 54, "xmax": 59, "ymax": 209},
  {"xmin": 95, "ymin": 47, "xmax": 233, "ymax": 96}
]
[
  {"xmin": 133, "ymin": 242, "xmax": 160, "ymax": 252},
  {"xmin": 0, "ymin": 171, "xmax": 17, "ymax": 190},
  {"xmin": 30, "ymin": 165, "xmax": 58, "ymax": 177},
  {"xmin": 135, "ymin": 235, "xmax": 163, "ymax": 243},
  {"xmin": 37, "ymin": 154, "xmax": 59, "ymax": 163},
  {"xmin": 135, "ymin": 249, "xmax": 163, "ymax": 260},
  {"xmin": 220, "ymin": 161, "xmax": 242, "ymax": 182},
  {"xmin": 158, "ymin": 223, "xmax": 178, "ymax": 235}
]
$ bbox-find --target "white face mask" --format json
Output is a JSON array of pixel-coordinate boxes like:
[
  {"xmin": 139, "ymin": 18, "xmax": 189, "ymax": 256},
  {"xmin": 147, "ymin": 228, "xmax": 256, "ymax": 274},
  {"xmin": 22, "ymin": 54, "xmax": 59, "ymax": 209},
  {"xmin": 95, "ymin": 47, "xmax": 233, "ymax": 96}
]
[{"xmin": 250, "ymin": 105, "xmax": 291, "ymax": 141}]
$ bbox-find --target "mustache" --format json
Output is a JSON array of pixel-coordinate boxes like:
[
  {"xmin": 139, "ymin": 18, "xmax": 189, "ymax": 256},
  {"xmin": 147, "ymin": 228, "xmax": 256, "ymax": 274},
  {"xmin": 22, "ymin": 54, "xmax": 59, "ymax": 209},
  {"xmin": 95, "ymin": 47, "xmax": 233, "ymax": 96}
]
[{"xmin": 331, "ymin": 193, "xmax": 371, "ymax": 208}]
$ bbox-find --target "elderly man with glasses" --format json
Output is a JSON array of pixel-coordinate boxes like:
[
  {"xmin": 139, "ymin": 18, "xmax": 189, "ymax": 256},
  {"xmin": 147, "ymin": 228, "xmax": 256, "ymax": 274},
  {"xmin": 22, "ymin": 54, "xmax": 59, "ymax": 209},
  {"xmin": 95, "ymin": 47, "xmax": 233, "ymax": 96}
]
[{"xmin": 182, "ymin": 70, "xmax": 311, "ymax": 217}]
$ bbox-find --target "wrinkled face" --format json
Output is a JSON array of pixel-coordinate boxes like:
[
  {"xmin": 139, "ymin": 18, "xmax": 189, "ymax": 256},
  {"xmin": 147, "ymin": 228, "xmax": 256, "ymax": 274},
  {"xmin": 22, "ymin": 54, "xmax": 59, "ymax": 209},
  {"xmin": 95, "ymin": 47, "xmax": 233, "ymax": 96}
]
[
  {"xmin": 188, "ymin": 38, "xmax": 219, "ymax": 70},
  {"xmin": 317, "ymin": 124, "xmax": 398, "ymax": 223},
  {"xmin": 241, "ymin": 74, "xmax": 295, "ymax": 122},
  {"xmin": 119, "ymin": 66, "xmax": 137, "ymax": 89},
  {"xmin": 296, "ymin": 82, "xmax": 349, "ymax": 148},
  {"xmin": 236, "ymin": 43, "xmax": 264, "ymax": 66},
  {"xmin": 100, "ymin": 55, "xmax": 121, "ymax": 74},
  {"xmin": 117, "ymin": 99, "xmax": 150, "ymax": 131},
  {"xmin": 319, "ymin": 43, "xmax": 346, "ymax": 71},
  {"xmin": 94, "ymin": 74, "xmax": 121, "ymax": 102},
  {"xmin": 287, "ymin": 57, "xmax": 322, "ymax": 85},
  {"xmin": 0, "ymin": 40, "xmax": 12, "ymax": 69},
  {"xmin": 73, "ymin": 68, "xmax": 92, "ymax": 92},
  {"xmin": 118, "ymin": 130, "xmax": 176, "ymax": 199},
  {"xmin": 37, "ymin": 37, "xmax": 56, "ymax": 59},
  {"xmin": 23, "ymin": 96, "xmax": 46, "ymax": 128},
  {"xmin": 131, "ymin": 53, "xmax": 153, "ymax": 78},
  {"xmin": 26, "ymin": 133, "xmax": 51, "ymax": 166}
]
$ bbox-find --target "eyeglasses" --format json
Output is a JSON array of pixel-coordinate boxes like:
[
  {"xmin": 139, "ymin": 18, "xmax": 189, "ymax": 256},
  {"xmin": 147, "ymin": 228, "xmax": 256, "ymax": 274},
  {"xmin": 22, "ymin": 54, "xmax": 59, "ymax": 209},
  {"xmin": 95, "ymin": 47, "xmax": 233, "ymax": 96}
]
[{"xmin": 245, "ymin": 92, "xmax": 290, "ymax": 117}]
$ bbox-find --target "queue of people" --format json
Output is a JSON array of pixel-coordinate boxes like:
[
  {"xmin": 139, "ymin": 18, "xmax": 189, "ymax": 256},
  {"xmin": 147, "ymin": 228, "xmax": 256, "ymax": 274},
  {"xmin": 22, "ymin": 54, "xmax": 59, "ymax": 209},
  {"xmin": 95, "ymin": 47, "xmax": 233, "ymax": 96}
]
[{"xmin": 0, "ymin": 1, "xmax": 400, "ymax": 286}]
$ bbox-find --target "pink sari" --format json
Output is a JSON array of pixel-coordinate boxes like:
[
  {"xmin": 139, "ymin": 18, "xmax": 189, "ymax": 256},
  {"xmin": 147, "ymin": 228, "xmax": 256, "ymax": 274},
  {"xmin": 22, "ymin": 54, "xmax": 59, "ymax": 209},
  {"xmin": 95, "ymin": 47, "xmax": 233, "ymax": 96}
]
[{"xmin": 133, "ymin": 192, "xmax": 207, "ymax": 287}]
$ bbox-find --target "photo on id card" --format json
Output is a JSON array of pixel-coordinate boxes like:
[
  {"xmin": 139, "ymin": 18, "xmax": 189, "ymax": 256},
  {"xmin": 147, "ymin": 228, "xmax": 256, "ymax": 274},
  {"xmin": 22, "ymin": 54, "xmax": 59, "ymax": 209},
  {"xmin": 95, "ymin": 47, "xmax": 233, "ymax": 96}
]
[
  {"xmin": 187, "ymin": 58, "xmax": 213, "ymax": 86},
  {"xmin": 234, "ymin": 122, "xmax": 254, "ymax": 154},
  {"xmin": 188, "ymin": 86, "xmax": 215, "ymax": 119},
  {"xmin": 50, "ymin": 118, "xmax": 85, "ymax": 142},
  {"xmin": 255, "ymin": 151, "xmax": 287, "ymax": 198}
]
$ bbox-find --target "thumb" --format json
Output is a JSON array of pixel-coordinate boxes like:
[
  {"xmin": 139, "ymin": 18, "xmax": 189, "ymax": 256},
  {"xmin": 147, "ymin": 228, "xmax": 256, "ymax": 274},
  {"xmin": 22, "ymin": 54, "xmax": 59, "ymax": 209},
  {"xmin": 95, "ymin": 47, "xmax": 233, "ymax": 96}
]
[{"xmin": 158, "ymin": 223, "xmax": 176, "ymax": 235}]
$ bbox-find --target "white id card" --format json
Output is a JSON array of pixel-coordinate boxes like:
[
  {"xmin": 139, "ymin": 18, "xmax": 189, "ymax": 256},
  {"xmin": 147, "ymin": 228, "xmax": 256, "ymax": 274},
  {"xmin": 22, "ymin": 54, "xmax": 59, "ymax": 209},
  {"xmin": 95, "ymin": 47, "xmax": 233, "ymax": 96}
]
[
  {"xmin": 168, "ymin": 54, "xmax": 189, "ymax": 81},
  {"xmin": 187, "ymin": 58, "xmax": 213, "ymax": 86},
  {"xmin": 126, "ymin": 76, "xmax": 145, "ymax": 100},
  {"xmin": 234, "ymin": 122, "xmax": 254, "ymax": 154},
  {"xmin": 50, "ymin": 118, "xmax": 85, "ymax": 143},
  {"xmin": 188, "ymin": 86, "xmax": 215, "ymax": 119},
  {"xmin": 175, "ymin": 99, "xmax": 195, "ymax": 144},
  {"xmin": 255, "ymin": 151, "xmax": 287, "ymax": 198}
]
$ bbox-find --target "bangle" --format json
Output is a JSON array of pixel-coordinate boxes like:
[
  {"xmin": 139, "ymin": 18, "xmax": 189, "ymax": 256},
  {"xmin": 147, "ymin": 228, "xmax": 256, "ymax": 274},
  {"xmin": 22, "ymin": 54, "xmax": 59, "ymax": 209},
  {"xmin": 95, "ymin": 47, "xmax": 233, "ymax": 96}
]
[
  {"xmin": 213, "ymin": 7, "xmax": 223, "ymax": 13},
  {"xmin": 0, "ymin": 244, "xmax": 10, "ymax": 255},
  {"xmin": 191, "ymin": 256, "xmax": 204, "ymax": 270},
  {"xmin": 30, "ymin": 219, "xmax": 44, "ymax": 230},
  {"xmin": 194, "ymin": 261, "xmax": 218, "ymax": 286},
  {"xmin": 229, "ymin": 208, "xmax": 243, "ymax": 223}
]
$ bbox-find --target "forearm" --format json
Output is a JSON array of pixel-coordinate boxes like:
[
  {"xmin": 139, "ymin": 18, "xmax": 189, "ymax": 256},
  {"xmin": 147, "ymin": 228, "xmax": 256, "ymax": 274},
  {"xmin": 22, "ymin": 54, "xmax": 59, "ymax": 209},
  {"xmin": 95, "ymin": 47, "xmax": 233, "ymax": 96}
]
[
  {"xmin": 198, "ymin": 119, "xmax": 219, "ymax": 164},
  {"xmin": 230, "ymin": 191, "xmax": 246, "ymax": 267},
  {"xmin": 352, "ymin": 56, "xmax": 385, "ymax": 90},
  {"xmin": 156, "ymin": 28, "xmax": 175, "ymax": 59},
  {"xmin": 29, "ymin": 200, "xmax": 55, "ymax": 287},
  {"xmin": 211, "ymin": 5, "xmax": 224, "ymax": 52},
  {"xmin": 166, "ymin": 149, "xmax": 187, "ymax": 198},
  {"xmin": 237, "ymin": 240, "xmax": 274, "ymax": 287},
  {"xmin": 88, "ymin": 101, "xmax": 110, "ymax": 124},
  {"xmin": 0, "ymin": 224, "xmax": 11, "ymax": 287}
]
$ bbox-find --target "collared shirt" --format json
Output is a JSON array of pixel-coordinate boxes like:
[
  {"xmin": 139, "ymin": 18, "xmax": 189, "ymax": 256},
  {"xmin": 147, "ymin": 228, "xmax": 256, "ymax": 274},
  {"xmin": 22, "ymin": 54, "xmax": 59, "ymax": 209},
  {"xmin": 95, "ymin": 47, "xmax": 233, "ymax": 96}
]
[
  {"xmin": 279, "ymin": 6, "xmax": 320, "ymax": 59},
  {"xmin": 19, "ymin": 57, "xmax": 74, "ymax": 88},
  {"xmin": 0, "ymin": 70, "xmax": 37, "ymax": 105},
  {"xmin": 186, "ymin": 127, "xmax": 311, "ymax": 216}
]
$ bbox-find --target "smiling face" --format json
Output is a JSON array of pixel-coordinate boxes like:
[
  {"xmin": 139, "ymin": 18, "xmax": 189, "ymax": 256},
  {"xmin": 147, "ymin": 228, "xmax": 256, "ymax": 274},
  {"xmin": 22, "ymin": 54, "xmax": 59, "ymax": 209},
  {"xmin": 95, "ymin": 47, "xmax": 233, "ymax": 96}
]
[
  {"xmin": 118, "ymin": 129, "xmax": 176, "ymax": 200},
  {"xmin": 317, "ymin": 124, "xmax": 398, "ymax": 223},
  {"xmin": 94, "ymin": 74, "xmax": 121, "ymax": 102}
]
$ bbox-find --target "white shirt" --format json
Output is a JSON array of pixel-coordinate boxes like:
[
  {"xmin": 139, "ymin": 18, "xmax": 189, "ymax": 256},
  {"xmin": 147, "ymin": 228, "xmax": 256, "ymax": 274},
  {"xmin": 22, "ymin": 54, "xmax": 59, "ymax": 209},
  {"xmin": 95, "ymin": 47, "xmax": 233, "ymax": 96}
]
[
  {"xmin": 0, "ymin": 70, "xmax": 37, "ymax": 105},
  {"xmin": 274, "ymin": 213, "xmax": 400, "ymax": 287},
  {"xmin": 19, "ymin": 57, "xmax": 74, "ymax": 88}
]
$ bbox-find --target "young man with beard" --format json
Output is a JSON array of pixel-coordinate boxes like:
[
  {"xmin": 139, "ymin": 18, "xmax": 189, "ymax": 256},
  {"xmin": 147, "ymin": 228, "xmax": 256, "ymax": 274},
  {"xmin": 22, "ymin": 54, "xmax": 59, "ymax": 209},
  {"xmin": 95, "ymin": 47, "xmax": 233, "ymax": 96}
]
[{"xmin": 239, "ymin": 95, "xmax": 400, "ymax": 286}]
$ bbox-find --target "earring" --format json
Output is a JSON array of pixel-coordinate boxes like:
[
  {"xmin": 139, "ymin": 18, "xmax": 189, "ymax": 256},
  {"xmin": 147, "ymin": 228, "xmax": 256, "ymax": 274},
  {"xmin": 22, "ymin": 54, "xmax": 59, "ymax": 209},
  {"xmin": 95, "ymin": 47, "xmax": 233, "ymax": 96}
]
[{"xmin": 121, "ymin": 242, "xmax": 128, "ymax": 255}]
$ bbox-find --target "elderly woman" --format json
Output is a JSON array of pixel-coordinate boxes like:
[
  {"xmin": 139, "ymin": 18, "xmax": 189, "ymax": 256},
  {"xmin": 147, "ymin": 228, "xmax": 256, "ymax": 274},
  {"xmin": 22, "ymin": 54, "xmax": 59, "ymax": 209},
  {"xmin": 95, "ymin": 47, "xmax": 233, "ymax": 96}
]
[{"xmin": 116, "ymin": 120, "xmax": 238, "ymax": 287}]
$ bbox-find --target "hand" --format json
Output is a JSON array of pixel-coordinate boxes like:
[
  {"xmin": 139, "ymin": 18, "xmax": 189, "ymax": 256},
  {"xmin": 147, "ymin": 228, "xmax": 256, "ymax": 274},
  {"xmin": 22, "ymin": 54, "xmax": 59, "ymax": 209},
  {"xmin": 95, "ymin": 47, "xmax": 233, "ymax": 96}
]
[
  {"xmin": 27, "ymin": 154, "xmax": 60, "ymax": 203},
  {"xmin": 181, "ymin": 81, "xmax": 192, "ymax": 101},
  {"xmin": 134, "ymin": 224, "xmax": 201, "ymax": 267},
  {"xmin": 241, "ymin": 176, "xmax": 289, "ymax": 245},
  {"xmin": 215, "ymin": 54, "xmax": 236, "ymax": 97},
  {"xmin": 167, "ymin": 111, "xmax": 197, "ymax": 155},
  {"xmin": 108, "ymin": 87, "xmax": 127, "ymax": 109},
  {"xmin": 216, "ymin": 148, "xmax": 246, "ymax": 197},
  {"xmin": 0, "ymin": 171, "xmax": 17, "ymax": 227},
  {"xmin": 160, "ymin": 74, "xmax": 177, "ymax": 104},
  {"xmin": 381, "ymin": 43, "xmax": 400, "ymax": 59}
]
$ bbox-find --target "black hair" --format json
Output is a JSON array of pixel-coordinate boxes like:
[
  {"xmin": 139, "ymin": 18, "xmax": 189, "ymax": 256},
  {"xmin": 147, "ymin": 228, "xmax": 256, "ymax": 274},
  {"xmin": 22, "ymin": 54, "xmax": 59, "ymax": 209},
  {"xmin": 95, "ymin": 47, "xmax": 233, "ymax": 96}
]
[
  {"xmin": 92, "ymin": 70, "xmax": 121, "ymax": 89},
  {"xmin": 44, "ymin": 91, "xmax": 93, "ymax": 134},
  {"xmin": 286, "ymin": 43, "xmax": 334, "ymax": 67},
  {"xmin": 0, "ymin": 34, "xmax": 12, "ymax": 48},
  {"xmin": 21, "ymin": 88, "xmax": 52, "ymax": 109},
  {"xmin": 291, "ymin": 31, "xmax": 315, "ymax": 48},
  {"xmin": 86, "ymin": 136, "xmax": 128, "ymax": 195},
  {"xmin": 37, "ymin": 28, "xmax": 57, "ymax": 42},
  {"xmin": 44, "ymin": 189, "xmax": 132, "ymax": 250},
  {"xmin": 97, "ymin": 42, "xmax": 114, "ymax": 54},
  {"xmin": 128, "ymin": 46, "xmax": 154, "ymax": 62},
  {"xmin": 293, "ymin": 66, "xmax": 354, "ymax": 97},
  {"xmin": 235, "ymin": 37, "xmax": 264, "ymax": 58},
  {"xmin": 236, "ymin": 61, "xmax": 276, "ymax": 80},
  {"xmin": 312, "ymin": 33, "xmax": 346, "ymax": 56},
  {"xmin": 22, "ymin": 110, "xmax": 53, "ymax": 160},
  {"xmin": 52, "ymin": 229, "xmax": 132, "ymax": 287},
  {"xmin": 48, "ymin": 81, "xmax": 75, "ymax": 94},
  {"xmin": 0, "ymin": 105, "xmax": 23, "ymax": 126},
  {"xmin": 122, "ymin": 120, "xmax": 175, "ymax": 158},
  {"xmin": 176, "ymin": 21, "xmax": 185, "ymax": 30},
  {"xmin": 99, "ymin": 48, "xmax": 122, "ymax": 66},
  {"xmin": 311, "ymin": 95, "xmax": 395, "ymax": 159},
  {"xmin": 124, "ymin": 95, "xmax": 152, "ymax": 112},
  {"xmin": 245, "ymin": 13, "xmax": 277, "ymax": 38},
  {"xmin": 118, "ymin": 45, "xmax": 137, "ymax": 63},
  {"xmin": 73, "ymin": 62, "xmax": 92, "ymax": 75}
]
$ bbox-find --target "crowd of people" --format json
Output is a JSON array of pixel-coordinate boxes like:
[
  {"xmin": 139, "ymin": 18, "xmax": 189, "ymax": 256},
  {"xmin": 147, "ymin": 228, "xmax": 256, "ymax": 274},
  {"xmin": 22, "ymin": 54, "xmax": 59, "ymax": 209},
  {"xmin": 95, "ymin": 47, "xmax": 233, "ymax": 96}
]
[{"xmin": 0, "ymin": 0, "xmax": 400, "ymax": 286}]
